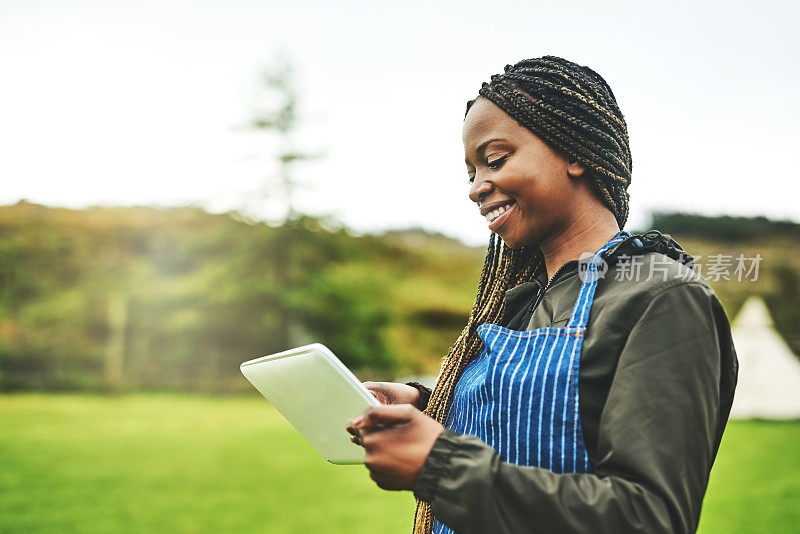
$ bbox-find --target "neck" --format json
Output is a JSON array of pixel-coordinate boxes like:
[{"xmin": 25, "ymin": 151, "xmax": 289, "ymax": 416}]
[{"xmin": 539, "ymin": 208, "xmax": 620, "ymax": 285}]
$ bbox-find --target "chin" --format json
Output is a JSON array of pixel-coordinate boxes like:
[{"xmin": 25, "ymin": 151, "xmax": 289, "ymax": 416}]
[
  {"xmin": 497, "ymin": 234, "xmax": 527, "ymax": 251},
  {"xmin": 497, "ymin": 226, "xmax": 541, "ymax": 251}
]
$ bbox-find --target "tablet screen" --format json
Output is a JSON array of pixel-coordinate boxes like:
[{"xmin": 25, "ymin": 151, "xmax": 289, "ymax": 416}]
[{"xmin": 241, "ymin": 343, "xmax": 380, "ymax": 464}]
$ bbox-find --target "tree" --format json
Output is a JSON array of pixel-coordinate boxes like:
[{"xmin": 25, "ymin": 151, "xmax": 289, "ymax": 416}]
[
  {"xmin": 241, "ymin": 53, "xmax": 323, "ymax": 349},
  {"xmin": 248, "ymin": 52, "xmax": 319, "ymax": 221}
]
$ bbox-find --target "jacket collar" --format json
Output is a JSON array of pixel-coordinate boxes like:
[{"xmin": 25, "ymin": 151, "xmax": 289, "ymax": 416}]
[
  {"xmin": 503, "ymin": 259, "xmax": 579, "ymax": 314},
  {"xmin": 503, "ymin": 229, "xmax": 693, "ymax": 302}
]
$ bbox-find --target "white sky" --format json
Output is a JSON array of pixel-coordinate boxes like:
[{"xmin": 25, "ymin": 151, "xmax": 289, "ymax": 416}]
[{"xmin": 1, "ymin": 0, "xmax": 798, "ymax": 246}]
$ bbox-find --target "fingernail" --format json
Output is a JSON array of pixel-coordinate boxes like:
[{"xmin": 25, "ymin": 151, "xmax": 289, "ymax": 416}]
[{"xmin": 350, "ymin": 415, "xmax": 363, "ymax": 427}]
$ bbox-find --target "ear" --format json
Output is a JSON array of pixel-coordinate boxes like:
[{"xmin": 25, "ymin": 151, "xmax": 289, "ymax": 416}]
[{"xmin": 567, "ymin": 158, "xmax": 586, "ymax": 178}]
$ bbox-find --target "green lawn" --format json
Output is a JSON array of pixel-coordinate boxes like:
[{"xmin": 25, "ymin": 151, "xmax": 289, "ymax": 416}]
[
  {"xmin": 1, "ymin": 394, "xmax": 798, "ymax": 533},
  {"xmin": 698, "ymin": 418, "xmax": 800, "ymax": 533},
  {"xmin": 0, "ymin": 394, "xmax": 413, "ymax": 533}
]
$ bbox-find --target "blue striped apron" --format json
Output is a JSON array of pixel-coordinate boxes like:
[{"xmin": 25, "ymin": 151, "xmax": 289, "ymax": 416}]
[{"xmin": 433, "ymin": 230, "xmax": 630, "ymax": 534}]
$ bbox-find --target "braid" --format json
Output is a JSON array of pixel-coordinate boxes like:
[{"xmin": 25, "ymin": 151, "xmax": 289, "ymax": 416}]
[
  {"xmin": 414, "ymin": 56, "xmax": 631, "ymax": 534},
  {"xmin": 413, "ymin": 239, "xmax": 544, "ymax": 534}
]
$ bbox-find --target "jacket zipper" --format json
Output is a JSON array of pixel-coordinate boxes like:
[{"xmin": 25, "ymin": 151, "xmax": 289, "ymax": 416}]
[
  {"xmin": 526, "ymin": 260, "xmax": 578, "ymax": 325},
  {"xmin": 524, "ymin": 234, "xmax": 635, "ymax": 326}
]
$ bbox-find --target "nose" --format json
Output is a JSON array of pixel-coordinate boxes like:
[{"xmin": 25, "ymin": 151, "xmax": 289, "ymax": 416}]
[{"xmin": 468, "ymin": 174, "xmax": 493, "ymax": 206}]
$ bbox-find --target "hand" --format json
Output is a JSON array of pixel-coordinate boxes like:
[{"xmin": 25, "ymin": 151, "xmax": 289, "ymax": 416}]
[
  {"xmin": 363, "ymin": 381, "xmax": 420, "ymax": 407},
  {"xmin": 346, "ymin": 404, "xmax": 444, "ymax": 491}
]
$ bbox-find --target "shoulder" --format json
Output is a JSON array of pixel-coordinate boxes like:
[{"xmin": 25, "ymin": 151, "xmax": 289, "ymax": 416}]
[
  {"xmin": 605, "ymin": 250, "xmax": 710, "ymax": 298},
  {"xmin": 587, "ymin": 249, "xmax": 735, "ymax": 395},
  {"xmin": 592, "ymin": 232, "xmax": 721, "ymax": 334}
]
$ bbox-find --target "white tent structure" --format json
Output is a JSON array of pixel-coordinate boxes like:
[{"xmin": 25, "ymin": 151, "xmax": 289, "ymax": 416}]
[{"xmin": 729, "ymin": 295, "xmax": 800, "ymax": 419}]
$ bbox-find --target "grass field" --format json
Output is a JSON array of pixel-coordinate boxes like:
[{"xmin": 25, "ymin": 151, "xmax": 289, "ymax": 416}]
[{"xmin": 1, "ymin": 394, "xmax": 798, "ymax": 533}]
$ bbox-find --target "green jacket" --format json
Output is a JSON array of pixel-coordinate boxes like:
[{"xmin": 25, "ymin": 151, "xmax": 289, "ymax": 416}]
[{"xmin": 412, "ymin": 231, "xmax": 739, "ymax": 533}]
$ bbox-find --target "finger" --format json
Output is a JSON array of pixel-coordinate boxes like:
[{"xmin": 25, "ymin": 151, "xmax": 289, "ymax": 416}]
[
  {"xmin": 363, "ymin": 382, "xmax": 385, "ymax": 396},
  {"xmin": 370, "ymin": 390, "xmax": 390, "ymax": 404},
  {"xmin": 364, "ymin": 383, "xmax": 391, "ymax": 404},
  {"xmin": 360, "ymin": 404, "xmax": 414, "ymax": 429},
  {"xmin": 346, "ymin": 423, "xmax": 365, "ymax": 446},
  {"xmin": 347, "ymin": 415, "xmax": 364, "ymax": 427}
]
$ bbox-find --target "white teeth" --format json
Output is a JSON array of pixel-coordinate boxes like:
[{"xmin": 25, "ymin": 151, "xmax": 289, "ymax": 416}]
[{"xmin": 485, "ymin": 203, "xmax": 514, "ymax": 223}]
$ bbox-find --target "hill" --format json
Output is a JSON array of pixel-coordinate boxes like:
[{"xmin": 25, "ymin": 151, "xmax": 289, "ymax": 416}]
[{"xmin": 0, "ymin": 202, "xmax": 797, "ymax": 392}]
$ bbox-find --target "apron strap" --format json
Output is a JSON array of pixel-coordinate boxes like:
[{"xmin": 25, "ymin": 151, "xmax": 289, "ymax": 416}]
[{"xmin": 566, "ymin": 230, "xmax": 631, "ymax": 329}]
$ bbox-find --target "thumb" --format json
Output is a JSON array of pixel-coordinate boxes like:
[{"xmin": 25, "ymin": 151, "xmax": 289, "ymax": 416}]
[{"xmin": 360, "ymin": 403, "xmax": 415, "ymax": 429}]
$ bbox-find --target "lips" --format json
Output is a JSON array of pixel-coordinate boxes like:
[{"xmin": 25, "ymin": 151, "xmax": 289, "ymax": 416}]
[
  {"xmin": 485, "ymin": 202, "xmax": 514, "ymax": 224},
  {"xmin": 480, "ymin": 199, "xmax": 514, "ymax": 217},
  {"xmin": 479, "ymin": 200, "xmax": 516, "ymax": 232}
]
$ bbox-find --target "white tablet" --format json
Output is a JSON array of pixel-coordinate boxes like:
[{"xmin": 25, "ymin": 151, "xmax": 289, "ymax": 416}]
[{"xmin": 240, "ymin": 343, "xmax": 380, "ymax": 464}]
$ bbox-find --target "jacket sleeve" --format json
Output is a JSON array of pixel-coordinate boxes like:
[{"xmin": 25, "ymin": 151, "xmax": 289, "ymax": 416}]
[
  {"xmin": 406, "ymin": 382, "xmax": 432, "ymax": 411},
  {"xmin": 413, "ymin": 281, "xmax": 731, "ymax": 534}
]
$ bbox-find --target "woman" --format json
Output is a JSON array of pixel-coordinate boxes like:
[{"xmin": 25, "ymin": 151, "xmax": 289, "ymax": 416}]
[{"xmin": 346, "ymin": 56, "xmax": 738, "ymax": 534}]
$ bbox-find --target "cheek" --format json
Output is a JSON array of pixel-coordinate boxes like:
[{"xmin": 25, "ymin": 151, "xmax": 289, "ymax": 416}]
[
  {"xmin": 514, "ymin": 181, "xmax": 549, "ymax": 210},
  {"xmin": 500, "ymin": 167, "xmax": 539, "ymax": 199},
  {"xmin": 514, "ymin": 169, "xmax": 571, "ymax": 209}
]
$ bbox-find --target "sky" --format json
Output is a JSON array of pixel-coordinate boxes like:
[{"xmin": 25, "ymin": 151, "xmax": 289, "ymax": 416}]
[{"xmin": 1, "ymin": 0, "xmax": 798, "ymax": 246}]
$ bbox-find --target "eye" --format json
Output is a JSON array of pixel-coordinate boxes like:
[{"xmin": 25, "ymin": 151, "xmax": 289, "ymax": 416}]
[
  {"xmin": 467, "ymin": 171, "xmax": 475, "ymax": 184},
  {"xmin": 487, "ymin": 154, "xmax": 509, "ymax": 170}
]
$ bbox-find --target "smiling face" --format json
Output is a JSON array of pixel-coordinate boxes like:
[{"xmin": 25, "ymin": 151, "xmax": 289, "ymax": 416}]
[{"xmin": 464, "ymin": 96, "xmax": 590, "ymax": 250}]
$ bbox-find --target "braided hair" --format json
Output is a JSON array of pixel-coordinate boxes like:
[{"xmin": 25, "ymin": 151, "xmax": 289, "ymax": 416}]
[{"xmin": 413, "ymin": 55, "xmax": 632, "ymax": 534}]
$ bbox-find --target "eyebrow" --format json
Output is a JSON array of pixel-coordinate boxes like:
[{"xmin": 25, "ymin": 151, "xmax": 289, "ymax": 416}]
[
  {"xmin": 465, "ymin": 137, "xmax": 508, "ymax": 166},
  {"xmin": 476, "ymin": 137, "xmax": 507, "ymax": 154}
]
